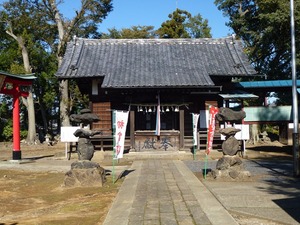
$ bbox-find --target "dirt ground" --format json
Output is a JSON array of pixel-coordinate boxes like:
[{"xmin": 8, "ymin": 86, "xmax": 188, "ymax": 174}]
[
  {"xmin": 0, "ymin": 141, "xmax": 294, "ymax": 225},
  {"xmin": 0, "ymin": 142, "xmax": 124, "ymax": 225}
]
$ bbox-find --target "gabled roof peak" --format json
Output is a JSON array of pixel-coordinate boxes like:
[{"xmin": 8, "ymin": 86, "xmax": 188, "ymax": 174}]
[{"xmin": 73, "ymin": 36, "xmax": 236, "ymax": 46}]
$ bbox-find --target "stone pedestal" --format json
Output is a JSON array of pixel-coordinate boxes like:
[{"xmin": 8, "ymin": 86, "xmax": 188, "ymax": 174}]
[
  {"xmin": 64, "ymin": 161, "xmax": 106, "ymax": 187},
  {"xmin": 211, "ymin": 155, "xmax": 251, "ymax": 180}
]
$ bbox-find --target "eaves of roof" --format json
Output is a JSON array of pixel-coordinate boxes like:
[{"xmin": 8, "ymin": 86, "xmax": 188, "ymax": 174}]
[
  {"xmin": 0, "ymin": 70, "xmax": 36, "ymax": 80},
  {"xmin": 236, "ymin": 80, "xmax": 300, "ymax": 89}
]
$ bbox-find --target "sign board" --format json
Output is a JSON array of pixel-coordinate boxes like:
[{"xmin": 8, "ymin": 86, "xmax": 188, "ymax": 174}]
[
  {"xmin": 60, "ymin": 126, "xmax": 80, "ymax": 142},
  {"xmin": 220, "ymin": 124, "xmax": 250, "ymax": 140}
]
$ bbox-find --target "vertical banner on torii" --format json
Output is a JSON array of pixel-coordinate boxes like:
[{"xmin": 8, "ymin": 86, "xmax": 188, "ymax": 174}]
[
  {"xmin": 113, "ymin": 110, "xmax": 129, "ymax": 159},
  {"xmin": 206, "ymin": 106, "xmax": 219, "ymax": 155}
]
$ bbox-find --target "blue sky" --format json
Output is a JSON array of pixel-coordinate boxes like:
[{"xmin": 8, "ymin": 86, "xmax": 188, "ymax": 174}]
[
  {"xmin": 60, "ymin": 0, "xmax": 232, "ymax": 38},
  {"xmin": 0, "ymin": 0, "xmax": 232, "ymax": 38}
]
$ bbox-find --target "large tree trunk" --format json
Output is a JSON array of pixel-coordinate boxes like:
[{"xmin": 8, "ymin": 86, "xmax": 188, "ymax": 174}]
[
  {"xmin": 20, "ymin": 38, "xmax": 37, "ymax": 144},
  {"xmin": 50, "ymin": 0, "xmax": 70, "ymax": 127},
  {"xmin": 22, "ymin": 92, "xmax": 37, "ymax": 144},
  {"xmin": 6, "ymin": 30, "xmax": 37, "ymax": 144},
  {"xmin": 59, "ymin": 79, "xmax": 70, "ymax": 126}
]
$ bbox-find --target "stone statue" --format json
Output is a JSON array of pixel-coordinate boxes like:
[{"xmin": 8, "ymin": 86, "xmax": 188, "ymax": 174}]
[
  {"xmin": 70, "ymin": 109, "xmax": 102, "ymax": 160},
  {"xmin": 219, "ymin": 127, "xmax": 241, "ymax": 156},
  {"xmin": 64, "ymin": 108, "xmax": 106, "ymax": 187},
  {"xmin": 211, "ymin": 107, "xmax": 251, "ymax": 180},
  {"xmin": 215, "ymin": 107, "xmax": 246, "ymax": 122}
]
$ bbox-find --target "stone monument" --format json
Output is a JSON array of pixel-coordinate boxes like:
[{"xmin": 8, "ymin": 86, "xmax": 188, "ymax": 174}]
[
  {"xmin": 211, "ymin": 107, "xmax": 251, "ymax": 180},
  {"xmin": 64, "ymin": 109, "xmax": 106, "ymax": 187},
  {"xmin": 70, "ymin": 108, "xmax": 102, "ymax": 160}
]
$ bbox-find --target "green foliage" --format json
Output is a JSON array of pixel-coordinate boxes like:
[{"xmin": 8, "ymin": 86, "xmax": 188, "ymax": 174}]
[
  {"xmin": 184, "ymin": 14, "xmax": 212, "ymax": 38},
  {"xmin": 9, "ymin": 63, "xmax": 26, "ymax": 74},
  {"xmin": 102, "ymin": 26, "xmax": 156, "ymax": 39},
  {"xmin": 0, "ymin": 118, "xmax": 28, "ymax": 141},
  {"xmin": 262, "ymin": 124, "xmax": 279, "ymax": 136},
  {"xmin": 2, "ymin": 119, "xmax": 13, "ymax": 141},
  {"xmin": 0, "ymin": 0, "xmax": 113, "ymax": 136},
  {"xmin": 0, "ymin": 95, "xmax": 12, "ymax": 141},
  {"xmin": 69, "ymin": 80, "xmax": 89, "ymax": 114},
  {"xmin": 102, "ymin": 27, "xmax": 122, "ymax": 39},
  {"xmin": 214, "ymin": 0, "xmax": 300, "ymax": 82},
  {"xmin": 156, "ymin": 9, "xmax": 191, "ymax": 38},
  {"xmin": 20, "ymin": 129, "xmax": 28, "ymax": 140},
  {"xmin": 40, "ymin": 0, "xmax": 113, "ymax": 54}
]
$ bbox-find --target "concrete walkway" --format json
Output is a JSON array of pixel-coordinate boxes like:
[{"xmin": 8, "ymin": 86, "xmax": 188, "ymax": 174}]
[{"xmin": 103, "ymin": 160, "xmax": 238, "ymax": 225}]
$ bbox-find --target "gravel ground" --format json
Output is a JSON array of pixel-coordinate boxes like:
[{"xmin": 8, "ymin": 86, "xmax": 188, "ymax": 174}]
[
  {"xmin": 184, "ymin": 158, "xmax": 294, "ymax": 180},
  {"xmin": 183, "ymin": 153, "xmax": 299, "ymax": 225}
]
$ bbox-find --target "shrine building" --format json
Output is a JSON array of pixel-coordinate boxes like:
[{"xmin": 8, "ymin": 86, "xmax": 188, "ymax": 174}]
[{"xmin": 56, "ymin": 37, "xmax": 258, "ymax": 152}]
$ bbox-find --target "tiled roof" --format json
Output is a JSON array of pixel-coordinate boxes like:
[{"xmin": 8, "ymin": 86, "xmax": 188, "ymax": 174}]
[{"xmin": 56, "ymin": 37, "xmax": 257, "ymax": 88}]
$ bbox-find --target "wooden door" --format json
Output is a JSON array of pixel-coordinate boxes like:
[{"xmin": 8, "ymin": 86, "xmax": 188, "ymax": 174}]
[{"xmin": 92, "ymin": 102, "xmax": 112, "ymax": 135}]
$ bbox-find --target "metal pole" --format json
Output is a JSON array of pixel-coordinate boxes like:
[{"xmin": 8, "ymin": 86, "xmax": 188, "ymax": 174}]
[{"xmin": 290, "ymin": 0, "xmax": 300, "ymax": 177}]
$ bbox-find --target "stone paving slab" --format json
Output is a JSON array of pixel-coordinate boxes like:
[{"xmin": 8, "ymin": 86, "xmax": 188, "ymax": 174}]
[
  {"xmin": 103, "ymin": 161, "xmax": 142, "ymax": 225},
  {"xmin": 203, "ymin": 181, "xmax": 300, "ymax": 225},
  {"xmin": 103, "ymin": 160, "xmax": 237, "ymax": 225}
]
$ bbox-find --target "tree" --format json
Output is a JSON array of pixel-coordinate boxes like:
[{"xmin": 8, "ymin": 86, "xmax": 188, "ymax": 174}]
[
  {"xmin": 0, "ymin": 0, "xmax": 113, "ymax": 141},
  {"xmin": 184, "ymin": 14, "xmax": 212, "ymax": 38},
  {"xmin": 102, "ymin": 25, "xmax": 156, "ymax": 39},
  {"xmin": 156, "ymin": 9, "xmax": 191, "ymax": 38},
  {"xmin": 215, "ymin": 0, "xmax": 300, "ymax": 144},
  {"xmin": 0, "ymin": 0, "xmax": 53, "ymax": 144},
  {"xmin": 0, "ymin": 94, "xmax": 12, "ymax": 141},
  {"xmin": 214, "ymin": 0, "xmax": 300, "ymax": 87},
  {"xmin": 40, "ymin": 0, "xmax": 113, "ymax": 127},
  {"xmin": 156, "ymin": 9, "xmax": 212, "ymax": 39}
]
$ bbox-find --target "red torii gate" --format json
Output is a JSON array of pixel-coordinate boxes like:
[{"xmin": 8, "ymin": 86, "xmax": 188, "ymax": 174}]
[{"xmin": 0, "ymin": 71, "xmax": 36, "ymax": 160}]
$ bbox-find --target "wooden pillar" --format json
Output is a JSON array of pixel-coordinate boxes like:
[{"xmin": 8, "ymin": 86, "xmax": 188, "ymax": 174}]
[
  {"xmin": 130, "ymin": 110, "xmax": 135, "ymax": 149},
  {"xmin": 179, "ymin": 109, "xmax": 184, "ymax": 149}
]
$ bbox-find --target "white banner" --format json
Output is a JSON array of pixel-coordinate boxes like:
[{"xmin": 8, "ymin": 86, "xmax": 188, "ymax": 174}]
[
  {"xmin": 114, "ymin": 111, "xmax": 129, "ymax": 159},
  {"xmin": 192, "ymin": 113, "xmax": 200, "ymax": 146},
  {"xmin": 155, "ymin": 94, "xmax": 161, "ymax": 136}
]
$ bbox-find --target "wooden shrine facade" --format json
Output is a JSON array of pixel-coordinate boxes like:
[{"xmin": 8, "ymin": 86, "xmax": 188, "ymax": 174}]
[{"xmin": 56, "ymin": 37, "xmax": 258, "ymax": 151}]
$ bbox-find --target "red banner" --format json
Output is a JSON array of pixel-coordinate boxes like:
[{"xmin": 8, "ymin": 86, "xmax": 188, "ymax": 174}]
[{"xmin": 206, "ymin": 106, "xmax": 219, "ymax": 155}]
